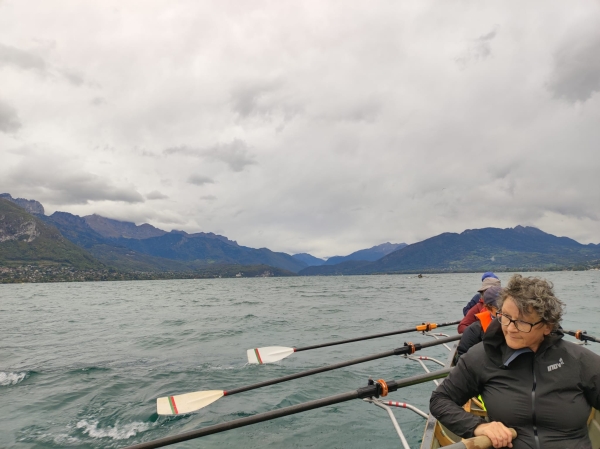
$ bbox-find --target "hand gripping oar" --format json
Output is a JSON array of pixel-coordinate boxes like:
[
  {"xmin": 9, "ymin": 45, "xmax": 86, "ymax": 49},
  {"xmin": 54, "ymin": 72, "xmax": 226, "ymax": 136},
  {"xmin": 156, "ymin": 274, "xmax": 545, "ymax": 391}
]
[
  {"xmin": 564, "ymin": 329, "xmax": 599, "ymax": 344},
  {"xmin": 156, "ymin": 334, "xmax": 461, "ymax": 415},
  {"xmin": 443, "ymin": 429, "xmax": 517, "ymax": 449},
  {"xmin": 247, "ymin": 320, "xmax": 461, "ymax": 364},
  {"xmin": 127, "ymin": 368, "xmax": 456, "ymax": 449}
]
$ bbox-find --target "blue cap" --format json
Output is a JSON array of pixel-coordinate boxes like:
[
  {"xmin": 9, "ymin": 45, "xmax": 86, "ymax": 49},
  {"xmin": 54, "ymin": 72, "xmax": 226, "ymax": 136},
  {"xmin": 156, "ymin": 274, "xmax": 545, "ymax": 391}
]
[{"xmin": 482, "ymin": 272, "xmax": 499, "ymax": 281}]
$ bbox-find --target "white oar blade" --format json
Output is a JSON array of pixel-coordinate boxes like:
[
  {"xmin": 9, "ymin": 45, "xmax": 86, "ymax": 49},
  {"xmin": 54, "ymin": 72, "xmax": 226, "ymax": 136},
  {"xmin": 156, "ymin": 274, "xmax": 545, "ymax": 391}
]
[
  {"xmin": 247, "ymin": 346, "xmax": 295, "ymax": 364},
  {"xmin": 157, "ymin": 390, "xmax": 224, "ymax": 415}
]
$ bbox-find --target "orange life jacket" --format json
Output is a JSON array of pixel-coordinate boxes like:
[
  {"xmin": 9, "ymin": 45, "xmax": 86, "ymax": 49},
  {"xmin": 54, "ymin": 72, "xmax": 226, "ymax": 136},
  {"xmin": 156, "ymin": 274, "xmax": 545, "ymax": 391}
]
[{"xmin": 475, "ymin": 310, "xmax": 493, "ymax": 332}]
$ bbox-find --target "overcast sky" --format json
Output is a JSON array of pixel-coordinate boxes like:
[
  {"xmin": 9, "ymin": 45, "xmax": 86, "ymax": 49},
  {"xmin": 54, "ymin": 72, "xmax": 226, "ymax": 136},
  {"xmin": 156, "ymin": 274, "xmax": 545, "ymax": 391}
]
[{"xmin": 1, "ymin": 1, "xmax": 600, "ymax": 258}]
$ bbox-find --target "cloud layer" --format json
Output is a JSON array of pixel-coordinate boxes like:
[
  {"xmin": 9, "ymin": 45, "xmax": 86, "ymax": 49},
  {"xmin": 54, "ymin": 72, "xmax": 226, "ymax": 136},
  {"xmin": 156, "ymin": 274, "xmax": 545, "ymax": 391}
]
[{"xmin": 1, "ymin": 1, "xmax": 599, "ymax": 257}]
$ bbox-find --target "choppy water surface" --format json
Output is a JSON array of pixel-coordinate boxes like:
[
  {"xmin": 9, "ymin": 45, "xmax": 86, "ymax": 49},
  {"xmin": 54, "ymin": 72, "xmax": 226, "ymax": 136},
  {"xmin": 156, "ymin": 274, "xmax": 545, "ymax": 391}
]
[{"xmin": 1, "ymin": 272, "xmax": 599, "ymax": 448}]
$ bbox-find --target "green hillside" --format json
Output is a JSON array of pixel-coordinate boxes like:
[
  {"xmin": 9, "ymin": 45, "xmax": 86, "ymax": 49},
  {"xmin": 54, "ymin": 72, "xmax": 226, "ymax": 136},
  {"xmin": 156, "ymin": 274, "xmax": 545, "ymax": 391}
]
[{"xmin": 0, "ymin": 199, "xmax": 101, "ymax": 269}]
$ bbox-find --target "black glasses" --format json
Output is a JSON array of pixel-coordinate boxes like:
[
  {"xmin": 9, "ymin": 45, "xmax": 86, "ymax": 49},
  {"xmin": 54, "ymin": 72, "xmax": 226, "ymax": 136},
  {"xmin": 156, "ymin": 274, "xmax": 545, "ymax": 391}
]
[{"xmin": 496, "ymin": 312, "xmax": 544, "ymax": 333}]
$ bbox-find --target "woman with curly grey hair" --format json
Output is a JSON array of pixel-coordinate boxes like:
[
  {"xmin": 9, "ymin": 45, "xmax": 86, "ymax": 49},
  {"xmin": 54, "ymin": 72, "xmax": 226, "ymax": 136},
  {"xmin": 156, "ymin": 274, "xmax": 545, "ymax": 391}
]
[{"xmin": 430, "ymin": 274, "xmax": 600, "ymax": 449}]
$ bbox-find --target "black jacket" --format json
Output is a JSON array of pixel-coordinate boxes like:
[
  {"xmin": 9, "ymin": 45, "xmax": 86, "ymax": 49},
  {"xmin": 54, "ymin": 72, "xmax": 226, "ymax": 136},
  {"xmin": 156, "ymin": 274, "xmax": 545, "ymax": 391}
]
[
  {"xmin": 457, "ymin": 320, "xmax": 484, "ymax": 357},
  {"xmin": 430, "ymin": 319, "xmax": 600, "ymax": 449}
]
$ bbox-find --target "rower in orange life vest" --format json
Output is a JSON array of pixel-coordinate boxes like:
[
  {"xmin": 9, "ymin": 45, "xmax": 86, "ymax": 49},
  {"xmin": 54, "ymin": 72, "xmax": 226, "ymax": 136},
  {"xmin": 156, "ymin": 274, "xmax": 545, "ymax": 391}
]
[
  {"xmin": 458, "ymin": 274, "xmax": 501, "ymax": 333},
  {"xmin": 457, "ymin": 286, "xmax": 501, "ymax": 357}
]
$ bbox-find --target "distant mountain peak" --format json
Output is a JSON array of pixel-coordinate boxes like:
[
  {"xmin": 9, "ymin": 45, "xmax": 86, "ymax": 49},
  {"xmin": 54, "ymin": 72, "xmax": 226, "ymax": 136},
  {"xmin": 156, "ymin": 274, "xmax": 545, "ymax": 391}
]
[
  {"xmin": 292, "ymin": 253, "xmax": 325, "ymax": 267},
  {"xmin": 83, "ymin": 214, "xmax": 167, "ymax": 239},
  {"xmin": 0, "ymin": 193, "xmax": 45, "ymax": 215},
  {"xmin": 323, "ymin": 242, "xmax": 407, "ymax": 265},
  {"xmin": 0, "ymin": 199, "xmax": 100, "ymax": 269},
  {"xmin": 301, "ymin": 225, "xmax": 600, "ymax": 276}
]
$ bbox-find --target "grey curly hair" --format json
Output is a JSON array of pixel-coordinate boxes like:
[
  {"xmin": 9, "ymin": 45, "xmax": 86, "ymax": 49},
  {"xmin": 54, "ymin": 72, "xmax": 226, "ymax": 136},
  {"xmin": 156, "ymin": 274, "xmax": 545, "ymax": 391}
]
[{"xmin": 499, "ymin": 274, "xmax": 565, "ymax": 331}]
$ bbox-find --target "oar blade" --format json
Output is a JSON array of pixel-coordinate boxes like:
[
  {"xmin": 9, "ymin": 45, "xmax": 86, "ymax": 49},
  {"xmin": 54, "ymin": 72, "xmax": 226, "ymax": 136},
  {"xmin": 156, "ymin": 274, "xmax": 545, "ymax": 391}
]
[
  {"xmin": 247, "ymin": 346, "xmax": 295, "ymax": 364},
  {"xmin": 157, "ymin": 390, "xmax": 224, "ymax": 415}
]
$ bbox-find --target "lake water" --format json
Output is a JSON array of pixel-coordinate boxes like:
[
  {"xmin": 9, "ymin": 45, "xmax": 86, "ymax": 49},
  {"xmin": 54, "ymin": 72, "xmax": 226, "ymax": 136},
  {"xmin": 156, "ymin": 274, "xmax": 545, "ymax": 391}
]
[{"xmin": 1, "ymin": 272, "xmax": 599, "ymax": 449}]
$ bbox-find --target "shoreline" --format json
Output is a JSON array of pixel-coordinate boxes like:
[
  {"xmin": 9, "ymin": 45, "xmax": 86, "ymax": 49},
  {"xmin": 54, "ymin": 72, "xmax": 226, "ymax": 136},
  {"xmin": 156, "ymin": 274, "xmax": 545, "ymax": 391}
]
[{"xmin": 1, "ymin": 264, "xmax": 598, "ymax": 284}]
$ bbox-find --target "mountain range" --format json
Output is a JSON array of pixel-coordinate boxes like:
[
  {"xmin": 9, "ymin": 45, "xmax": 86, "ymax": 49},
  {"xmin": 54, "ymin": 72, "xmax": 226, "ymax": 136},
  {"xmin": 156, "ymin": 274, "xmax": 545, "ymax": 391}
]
[
  {"xmin": 2, "ymin": 193, "xmax": 600, "ymax": 276},
  {"xmin": 298, "ymin": 226, "xmax": 600, "ymax": 275},
  {"xmin": 292, "ymin": 242, "xmax": 406, "ymax": 267},
  {"xmin": 0, "ymin": 199, "xmax": 99, "ymax": 269},
  {"xmin": 39, "ymin": 209, "xmax": 307, "ymax": 273}
]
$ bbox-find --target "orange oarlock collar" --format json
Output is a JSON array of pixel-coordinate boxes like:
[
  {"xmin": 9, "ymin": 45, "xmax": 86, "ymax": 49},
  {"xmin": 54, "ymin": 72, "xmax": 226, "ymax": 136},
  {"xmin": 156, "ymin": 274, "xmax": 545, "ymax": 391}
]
[
  {"xmin": 376, "ymin": 379, "xmax": 389, "ymax": 397},
  {"xmin": 416, "ymin": 322, "xmax": 438, "ymax": 332},
  {"xmin": 404, "ymin": 342, "xmax": 416, "ymax": 354},
  {"xmin": 575, "ymin": 330, "xmax": 582, "ymax": 340}
]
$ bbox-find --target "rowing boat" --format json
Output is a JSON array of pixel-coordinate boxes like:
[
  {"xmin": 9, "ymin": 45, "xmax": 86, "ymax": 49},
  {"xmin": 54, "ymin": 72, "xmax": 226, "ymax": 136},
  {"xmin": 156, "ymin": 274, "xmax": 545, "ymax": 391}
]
[
  {"xmin": 124, "ymin": 328, "xmax": 600, "ymax": 449},
  {"xmin": 420, "ymin": 405, "xmax": 599, "ymax": 449}
]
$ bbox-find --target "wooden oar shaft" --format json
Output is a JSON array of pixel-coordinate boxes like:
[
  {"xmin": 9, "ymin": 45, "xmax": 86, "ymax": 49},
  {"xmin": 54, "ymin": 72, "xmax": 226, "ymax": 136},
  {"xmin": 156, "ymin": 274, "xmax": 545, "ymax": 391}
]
[
  {"xmin": 124, "ymin": 368, "xmax": 453, "ymax": 449},
  {"xmin": 443, "ymin": 429, "xmax": 518, "ymax": 449},
  {"xmin": 227, "ymin": 334, "xmax": 460, "ymax": 395},
  {"xmin": 295, "ymin": 320, "xmax": 460, "ymax": 352},
  {"xmin": 564, "ymin": 329, "xmax": 599, "ymax": 343}
]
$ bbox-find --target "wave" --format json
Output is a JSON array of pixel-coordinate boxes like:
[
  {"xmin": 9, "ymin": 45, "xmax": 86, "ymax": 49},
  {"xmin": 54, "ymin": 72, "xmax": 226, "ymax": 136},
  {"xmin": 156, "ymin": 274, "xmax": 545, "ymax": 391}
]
[
  {"xmin": 76, "ymin": 419, "xmax": 152, "ymax": 440},
  {"xmin": 66, "ymin": 366, "xmax": 112, "ymax": 375},
  {"xmin": 0, "ymin": 371, "xmax": 28, "ymax": 386},
  {"xmin": 162, "ymin": 319, "xmax": 186, "ymax": 326}
]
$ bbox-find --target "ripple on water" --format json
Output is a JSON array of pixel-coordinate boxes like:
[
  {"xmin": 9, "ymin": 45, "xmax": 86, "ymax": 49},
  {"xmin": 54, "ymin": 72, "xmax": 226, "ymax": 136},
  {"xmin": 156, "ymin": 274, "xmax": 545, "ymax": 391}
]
[
  {"xmin": 0, "ymin": 371, "xmax": 28, "ymax": 386},
  {"xmin": 196, "ymin": 329, "xmax": 245, "ymax": 341},
  {"xmin": 75, "ymin": 419, "xmax": 153, "ymax": 440},
  {"xmin": 137, "ymin": 336, "xmax": 179, "ymax": 348},
  {"xmin": 66, "ymin": 366, "xmax": 112, "ymax": 375},
  {"xmin": 161, "ymin": 319, "xmax": 186, "ymax": 326}
]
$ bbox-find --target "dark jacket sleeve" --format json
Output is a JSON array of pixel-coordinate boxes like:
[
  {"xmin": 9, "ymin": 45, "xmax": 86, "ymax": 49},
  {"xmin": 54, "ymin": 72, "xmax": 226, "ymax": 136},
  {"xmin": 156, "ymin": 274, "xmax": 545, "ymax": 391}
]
[
  {"xmin": 581, "ymin": 348, "xmax": 600, "ymax": 410},
  {"xmin": 462, "ymin": 293, "xmax": 481, "ymax": 316},
  {"xmin": 457, "ymin": 322, "xmax": 483, "ymax": 357},
  {"xmin": 430, "ymin": 348, "xmax": 486, "ymax": 438},
  {"xmin": 458, "ymin": 302, "xmax": 483, "ymax": 334}
]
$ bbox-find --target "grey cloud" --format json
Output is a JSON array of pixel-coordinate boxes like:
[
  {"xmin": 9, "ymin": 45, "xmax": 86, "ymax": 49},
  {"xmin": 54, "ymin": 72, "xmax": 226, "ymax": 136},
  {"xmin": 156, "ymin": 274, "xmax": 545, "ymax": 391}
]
[
  {"xmin": 548, "ymin": 32, "xmax": 600, "ymax": 103},
  {"xmin": 320, "ymin": 98, "xmax": 382, "ymax": 123},
  {"xmin": 0, "ymin": 100, "xmax": 21, "ymax": 133},
  {"xmin": 7, "ymin": 164, "xmax": 144, "ymax": 205},
  {"xmin": 455, "ymin": 27, "xmax": 499, "ymax": 68},
  {"xmin": 201, "ymin": 195, "xmax": 217, "ymax": 201},
  {"xmin": 146, "ymin": 190, "xmax": 168, "ymax": 200},
  {"xmin": 230, "ymin": 80, "xmax": 302, "ymax": 124},
  {"xmin": 0, "ymin": 43, "xmax": 46, "ymax": 72},
  {"xmin": 60, "ymin": 69, "xmax": 85, "ymax": 86},
  {"xmin": 0, "ymin": 43, "xmax": 90, "ymax": 86},
  {"xmin": 165, "ymin": 145, "xmax": 197, "ymax": 157},
  {"xmin": 91, "ymin": 97, "xmax": 105, "ymax": 106},
  {"xmin": 344, "ymin": 102, "xmax": 381, "ymax": 123},
  {"xmin": 487, "ymin": 161, "xmax": 517, "ymax": 180},
  {"xmin": 187, "ymin": 175, "xmax": 214, "ymax": 186},
  {"xmin": 165, "ymin": 139, "xmax": 257, "ymax": 172},
  {"xmin": 60, "ymin": 68, "xmax": 98, "ymax": 88},
  {"xmin": 203, "ymin": 139, "xmax": 257, "ymax": 172},
  {"xmin": 231, "ymin": 80, "xmax": 280, "ymax": 118}
]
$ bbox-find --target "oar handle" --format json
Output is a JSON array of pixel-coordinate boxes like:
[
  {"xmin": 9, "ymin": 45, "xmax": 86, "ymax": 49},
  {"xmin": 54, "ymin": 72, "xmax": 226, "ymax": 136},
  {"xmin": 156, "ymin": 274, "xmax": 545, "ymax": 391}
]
[
  {"xmin": 123, "ymin": 368, "xmax": 453, "ymax": 449},
  {"xmin": 564, "ymin": 329, "xmax": 599, "ymax": 343},
  {"xmin": 295, "ymin": 320, "xmax": 461, "ymax": 352},
  {"xmin": 443, "ymin": 429, "xmax": 517, "ymax": 449},
  {"xmin": 227, "ymin": 334, "xmax": 461, "ymax": 395}
]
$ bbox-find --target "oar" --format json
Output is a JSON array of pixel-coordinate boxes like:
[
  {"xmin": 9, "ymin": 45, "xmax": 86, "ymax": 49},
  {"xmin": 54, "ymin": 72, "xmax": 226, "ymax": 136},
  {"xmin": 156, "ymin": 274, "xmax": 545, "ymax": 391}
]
[
  {"xmin": 564, "ymin": 329, "xmax": 599, "ymax": 343},
  {"xmin": 127, "ymin": 368, "xmax": 455, "ymax": 449},
  {"xmin": 443, "ymin": 429, "xmax": 517, "ymax": 449},
  {"xmin": 247, "ymin": 320, "xmax": 460, "ymax": 364},
  {"xmin": 156, "ymin": 334, "xmax": 460, "ymax": 415}
]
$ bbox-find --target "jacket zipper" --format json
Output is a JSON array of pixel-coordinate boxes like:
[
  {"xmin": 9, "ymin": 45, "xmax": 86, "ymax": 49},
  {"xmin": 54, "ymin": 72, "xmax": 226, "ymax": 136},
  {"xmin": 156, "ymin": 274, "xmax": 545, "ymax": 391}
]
[{"xmin": 531, "ymin": 358, "xmax": 541, "ymax": 449}]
